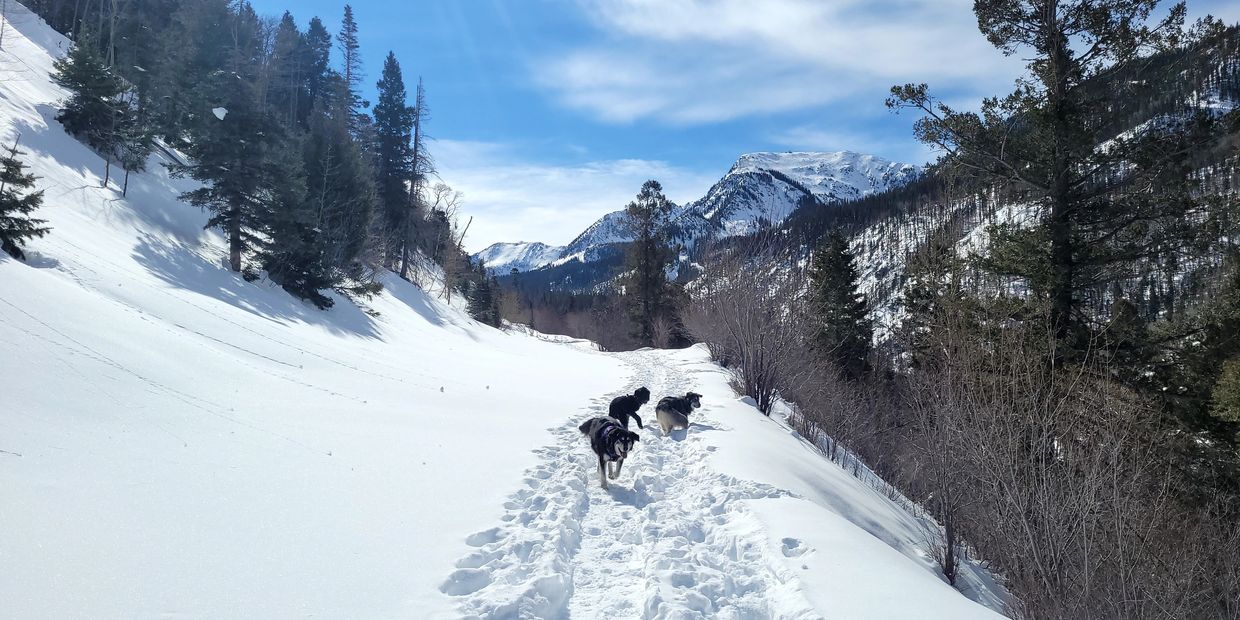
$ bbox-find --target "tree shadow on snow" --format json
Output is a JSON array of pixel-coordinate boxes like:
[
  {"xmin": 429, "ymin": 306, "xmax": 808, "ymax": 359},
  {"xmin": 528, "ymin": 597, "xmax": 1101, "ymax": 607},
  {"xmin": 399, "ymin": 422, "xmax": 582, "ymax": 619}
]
[
  {"xmin": 0, "ymin": 250, "xmax": 60, "ymax": 270},
  {"xmin": 132, "ymin": 233, "xmax": 381, "ymax": 339},
  {"xmin": 19, "ymin": 106, "xmax": 211, "ymax": 245}
]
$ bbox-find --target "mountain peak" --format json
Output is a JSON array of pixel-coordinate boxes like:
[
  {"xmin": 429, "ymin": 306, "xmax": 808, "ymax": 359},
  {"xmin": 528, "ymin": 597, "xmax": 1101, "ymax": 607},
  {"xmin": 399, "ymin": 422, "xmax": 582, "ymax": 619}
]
[{"xmin": 727, "ymin": 151, "xmax": 920, "ymax": 201}]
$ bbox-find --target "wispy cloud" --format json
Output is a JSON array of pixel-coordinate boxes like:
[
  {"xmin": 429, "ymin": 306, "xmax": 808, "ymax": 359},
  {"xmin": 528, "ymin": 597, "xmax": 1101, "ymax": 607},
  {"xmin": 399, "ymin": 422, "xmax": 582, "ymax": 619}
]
[
  {"xmin": 534, "ymin": 0, "xmax": 1025, "ymax": 124},
  {"xmin": 435, "ymin": 140, "xmax": 718, "ymax": 251},
  {"xmin": 767, "ymin": 124, "xmax": 938, "ymax": 165}
]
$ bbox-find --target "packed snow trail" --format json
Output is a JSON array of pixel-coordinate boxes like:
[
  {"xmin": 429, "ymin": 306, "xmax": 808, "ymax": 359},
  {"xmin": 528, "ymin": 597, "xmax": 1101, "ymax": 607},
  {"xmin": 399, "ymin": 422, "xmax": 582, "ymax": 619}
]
[{"xmin": 441, "ymin": 349, "xmax": 819, "ymax": 619}]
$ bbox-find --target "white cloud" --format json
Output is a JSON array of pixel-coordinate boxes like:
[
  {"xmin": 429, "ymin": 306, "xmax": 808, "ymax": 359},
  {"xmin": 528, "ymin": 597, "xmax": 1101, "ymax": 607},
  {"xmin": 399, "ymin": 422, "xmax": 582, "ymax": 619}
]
[
  {"xmin": 767, "ymin": 124, "xmax": 937, "ymax": 165},
  {"xmin": 435, "ymin": 140, "xmax": 718, "ymax": 252},
  {"xmin": 536, "ymin": 0, "xmax": 1026, "ymax": 124}
]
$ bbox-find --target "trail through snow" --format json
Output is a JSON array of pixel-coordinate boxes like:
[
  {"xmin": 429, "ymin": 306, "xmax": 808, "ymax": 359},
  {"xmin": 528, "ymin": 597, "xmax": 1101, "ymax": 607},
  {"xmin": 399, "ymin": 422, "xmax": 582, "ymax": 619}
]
[{"xmin": 441, "ymin": 350, "xmax": 818, "ymax": 619}]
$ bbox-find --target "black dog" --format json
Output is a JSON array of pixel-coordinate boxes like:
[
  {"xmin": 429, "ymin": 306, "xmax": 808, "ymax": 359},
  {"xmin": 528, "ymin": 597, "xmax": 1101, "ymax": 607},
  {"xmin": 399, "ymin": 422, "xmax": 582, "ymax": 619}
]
[
  {"xmin": 655, "ymin": 392, "xmax": 702, "ymax": 434},
  {"xmin": 608, "ymin": 387, "xmax": 650, "ymax": 429},
  {"xmin": 578, "ymin": 416, "xmax": 640, "ymax": 489}
]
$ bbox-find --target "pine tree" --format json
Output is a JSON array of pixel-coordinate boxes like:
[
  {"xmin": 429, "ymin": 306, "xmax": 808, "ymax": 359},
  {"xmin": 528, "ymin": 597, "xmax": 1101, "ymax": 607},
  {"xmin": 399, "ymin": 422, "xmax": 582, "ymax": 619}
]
[
  {"xmin": 147, "ymin": 0, "xmax": 232, "ymax": 142},
  {"xmin": 621, "ymin": 180, "xmax": 676, "ymax": 346},
  {"xmin": 899, "ymin": 233, "xmax": 961, "ymax": 366},
  {"xmin": 808, "ymin": 230, "xmax": 872, "ymax": 380},
  {"xmin": 269, "ymin": 12, "xmax": 306, "ymax": 127},
  {"xmin": 115, "ymin": 100, "xmax": 155, "ymax": 197},
  {"xmin": 261, "ymin": 134, "xmax": 337, "ymax": 308},
  {"xmin": 467, "ymin": 266, "xmax": 496, "ymax": 325},
  {"xmin": 302, "ymin": 17, "xmax": 333, "ymax": 119},
  {"xmin": 51, "ymin": 31, "xmax": 125, "ymax": 152},
  {"xmin": 302, "ymin": 75, "xmax": 377, "ymax": 279},
  {"xmin": 0, "ymin": 138, "xmax": 49, "ymax": 260},
  {"xmin": 170, "ymin": 3, "xmax": 273, "ymax": 273},
  {"xmin": 373, "ymin": 51, "xmax": 413, "ymax": 266},
  {"xmin": 399, "ymin": 77, "xmax": 433, "ymax": 280},
  {"xmin": 336, "ymin": 5, "xmax": 363, "ymax": 126},
  {"xmin": 888, "ymin": 0, "xmax": 1212, "ymax": 358}
]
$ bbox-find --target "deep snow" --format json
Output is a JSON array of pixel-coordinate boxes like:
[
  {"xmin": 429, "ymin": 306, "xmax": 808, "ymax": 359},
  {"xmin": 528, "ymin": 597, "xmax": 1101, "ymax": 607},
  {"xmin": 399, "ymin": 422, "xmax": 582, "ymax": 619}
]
[{"xmin": 2, "ymin": 3, "xmax": 1007, "ymax": 618}]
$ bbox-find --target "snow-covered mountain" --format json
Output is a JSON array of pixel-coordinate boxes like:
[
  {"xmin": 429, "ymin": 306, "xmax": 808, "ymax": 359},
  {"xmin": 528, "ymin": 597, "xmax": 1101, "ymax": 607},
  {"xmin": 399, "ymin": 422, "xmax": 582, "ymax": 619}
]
[
  {"xmin": 696, "ymin": 151, "xmax": 919, "ymax": 236},
  {"xmin": 477, "ymin": 150, "xmax": 919, "ymax": 278},
  {"xmin": 473, "ymin": 240, "xmax": 564, "ymax": 273}
]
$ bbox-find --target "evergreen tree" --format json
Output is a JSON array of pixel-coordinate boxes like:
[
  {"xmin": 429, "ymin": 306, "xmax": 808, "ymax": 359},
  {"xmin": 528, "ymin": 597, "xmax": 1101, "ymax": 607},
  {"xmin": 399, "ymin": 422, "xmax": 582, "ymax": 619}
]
[
  {"xmin": 399, "ymin": 77, "xmax": 433, "ymax": 280},
  {"xmin": 373, "ymin": 51, "xmax": 413, "ymax": 266},
  {"xmin": 147, "ymin": 0, "xmax": 232, "ymax": 142},
  {"xmin": 115, "ymin": 98, "xmax": 155, "ymax": 197},
  {"xmin": 808, "ymin": 230, "xmax": 872, "ymax": 380},
  {"xmin": 51, "ymin": 32, "xmax": 125, "ymax": 152},
  {"xmin": 467, "ymin": 265, "xmax": 497, "ymax": 325},
  {"xmin": 0, "ymin": 138, "xmax": 49, "ymax": 260},
  {"xmin": 888, "ymin": 0, "xmax": 1210, "ymax": 358},
  {"xmin": 336, "ymin": 5, "xmax": 363, "ymax": 125},
  {"xmin": 302, "ymin": 75, "xmax": 377, "ymax": 279},
  {"xmin": 621, "ymin": 180, "xmax": 676, "ymax": 346},
  {"xmin": 261, "ymin": 134, "xmax": 337, "ymax": 308},
  {"xmin": 302, "ymin": 17, "xmax": 333, "ymax": 119},
  {"xmin": 269, "ymin": 12, "xmax": 306, "ymax": 127},
  {"xmin": 109, "ymin": 0, "xmax": 178, "ymax": 104},
  {"xmin": 899, "ymin": 233, "xmax": 962, "ymax": 368},
  {"xmin": 170, "ymin": 3, "xmax": 273, "ymax": 273}
]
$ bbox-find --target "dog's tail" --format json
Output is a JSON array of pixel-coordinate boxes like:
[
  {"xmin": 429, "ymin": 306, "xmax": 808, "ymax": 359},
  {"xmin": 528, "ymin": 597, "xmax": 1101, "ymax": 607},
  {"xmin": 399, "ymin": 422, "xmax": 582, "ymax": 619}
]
[{"xmin": 578, "ymin": 420, "xmax": 592, "ymax": 435}]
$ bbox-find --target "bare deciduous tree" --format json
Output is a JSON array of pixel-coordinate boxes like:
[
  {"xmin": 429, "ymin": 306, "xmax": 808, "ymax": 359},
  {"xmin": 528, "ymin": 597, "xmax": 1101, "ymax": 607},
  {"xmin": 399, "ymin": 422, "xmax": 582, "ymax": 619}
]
[{"xmin": 683, "ymin": 234, "xmax": 812, "ymax": 413}]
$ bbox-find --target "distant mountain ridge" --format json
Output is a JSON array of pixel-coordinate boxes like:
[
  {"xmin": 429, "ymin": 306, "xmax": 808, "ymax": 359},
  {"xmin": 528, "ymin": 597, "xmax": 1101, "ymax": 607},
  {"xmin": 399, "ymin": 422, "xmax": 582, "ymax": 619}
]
[{"xmin": 474, "ymin": 150, "xmax": 920, "ymax": 275}]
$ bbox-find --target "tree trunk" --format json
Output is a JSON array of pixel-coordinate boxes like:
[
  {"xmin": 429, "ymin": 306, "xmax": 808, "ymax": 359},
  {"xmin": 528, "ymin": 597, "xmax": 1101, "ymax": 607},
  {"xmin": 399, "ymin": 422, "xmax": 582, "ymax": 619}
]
[
  {"xmin": 1046, "ymin": 14, "xmax": 1075, "ymax": 357},
  {"xmin": 228, "ymin": 208, "xmax": 242, "ymax": 272},
  {"xmin": 400, "ymin": 105, "xmax": 422, "ymax": 281},
  {"xmin": 942, "ymin": 495, "xmax": 957, "ymax": 585}
]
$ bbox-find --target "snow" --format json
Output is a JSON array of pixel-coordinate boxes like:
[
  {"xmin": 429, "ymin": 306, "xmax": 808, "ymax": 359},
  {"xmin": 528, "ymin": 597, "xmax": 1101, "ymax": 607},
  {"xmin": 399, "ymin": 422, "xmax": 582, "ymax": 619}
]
[
  {"xmin": 2, "ymin": 3, "xmax": 1007, "ymax": 618},
  {"xmin": 211, "ymin": 106, "xmax": 227, "ymax": 120},
  {"xmin": 441, "ymin": 347, "xmax": 1006, "ymax": 618},
  {"xmin": 730, "ymin": 151, "xmax": 920, "ymax": 204}
]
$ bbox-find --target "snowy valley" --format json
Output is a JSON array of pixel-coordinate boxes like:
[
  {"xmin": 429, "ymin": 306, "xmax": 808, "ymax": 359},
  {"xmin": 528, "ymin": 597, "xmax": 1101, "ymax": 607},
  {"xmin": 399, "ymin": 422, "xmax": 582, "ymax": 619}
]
[{"xmin": 0, "ymin": 4, "xmax": 1007, "ymax": 618}]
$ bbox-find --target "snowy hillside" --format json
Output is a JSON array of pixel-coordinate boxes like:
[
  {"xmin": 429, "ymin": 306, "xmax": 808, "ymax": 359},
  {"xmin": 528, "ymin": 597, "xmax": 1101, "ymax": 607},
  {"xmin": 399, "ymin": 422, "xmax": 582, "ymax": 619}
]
[{"xmin": 3, "ymin": 4, "xmax": 1005, "ymax": 617}]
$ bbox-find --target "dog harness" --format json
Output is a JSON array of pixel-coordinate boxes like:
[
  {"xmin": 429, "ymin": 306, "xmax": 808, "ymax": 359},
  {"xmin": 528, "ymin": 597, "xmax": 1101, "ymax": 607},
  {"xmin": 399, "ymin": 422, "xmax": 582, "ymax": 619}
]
[{"xmin": 599, "ymin": 423, "xmax": 625, "ymax": 460}]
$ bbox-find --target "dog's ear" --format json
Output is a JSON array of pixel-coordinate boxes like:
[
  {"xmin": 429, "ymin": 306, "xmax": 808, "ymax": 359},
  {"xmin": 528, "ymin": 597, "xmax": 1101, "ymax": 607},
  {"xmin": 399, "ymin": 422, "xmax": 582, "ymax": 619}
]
[{"xmin": 629, "ymin": 431, "xmax": 641, "ymax": 442}]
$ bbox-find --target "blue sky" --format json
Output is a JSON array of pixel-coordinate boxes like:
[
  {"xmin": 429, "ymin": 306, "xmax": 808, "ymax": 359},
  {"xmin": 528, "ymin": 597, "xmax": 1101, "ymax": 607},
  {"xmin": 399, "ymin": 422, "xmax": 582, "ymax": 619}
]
[{"xmin": 248, "ymin": 0, "xmax": 1240, "ymax": 251}]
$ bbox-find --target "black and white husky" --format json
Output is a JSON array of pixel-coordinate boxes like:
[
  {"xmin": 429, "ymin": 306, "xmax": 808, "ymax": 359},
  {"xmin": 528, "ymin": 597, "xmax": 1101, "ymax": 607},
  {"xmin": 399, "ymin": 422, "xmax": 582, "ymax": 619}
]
[
  {"xmin": 655, "ymin": 392, "xmax": 702, "ymax": 434},
  {"xmin": 578, "ymin": 416, "xmax": 640, "ymax": 489}
]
